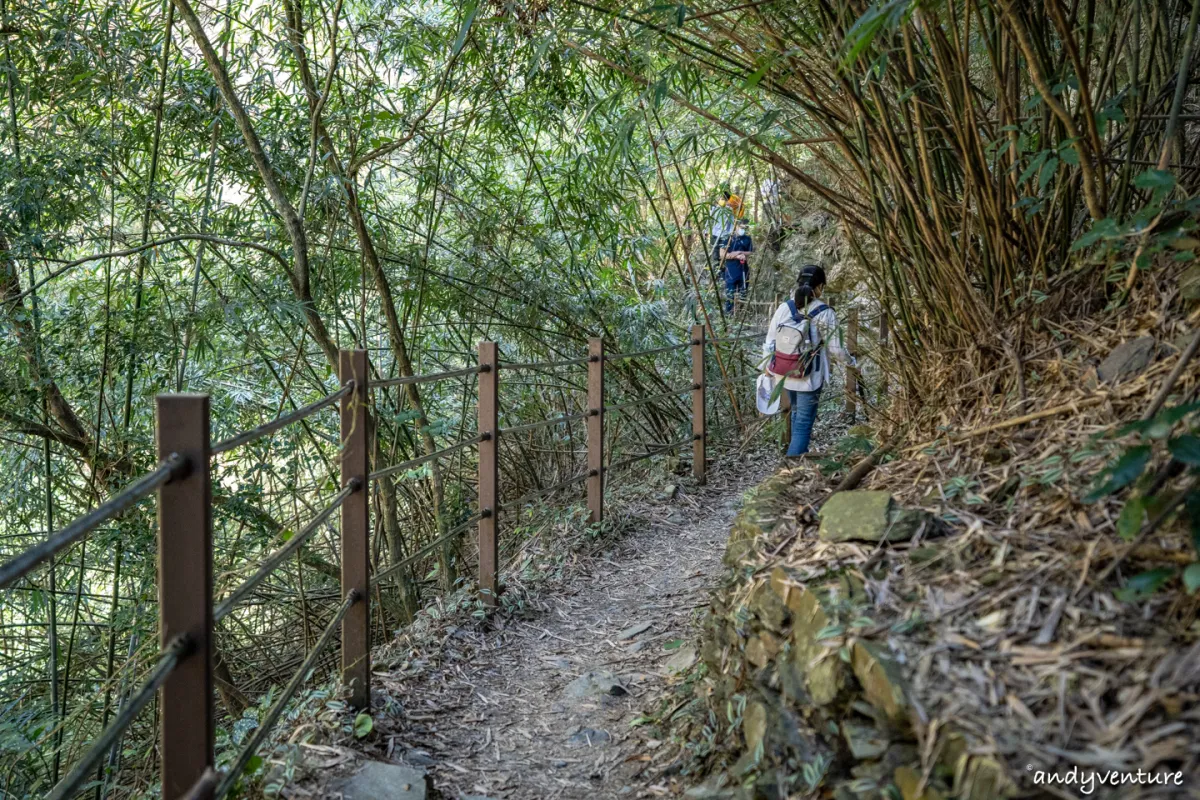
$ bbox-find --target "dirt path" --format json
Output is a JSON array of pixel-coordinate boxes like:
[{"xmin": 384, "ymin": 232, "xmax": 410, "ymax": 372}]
[{"xmin": 368, "ymin": 456, "xmax": 774, "ymax": 800}]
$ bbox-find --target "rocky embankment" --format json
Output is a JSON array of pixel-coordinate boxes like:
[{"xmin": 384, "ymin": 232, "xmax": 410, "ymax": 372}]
[
  {"xmin": 685, "ymin": 434, "xmax": 1199, "ymax": 799},
  {"xmin": 691, "ymin": 472, "xmax": 1015, "ymax": 800}
]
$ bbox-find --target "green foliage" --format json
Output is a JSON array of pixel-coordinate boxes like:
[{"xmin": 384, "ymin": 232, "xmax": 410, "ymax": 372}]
[
  {"xmin": 801, "ymin": 752, "xmax": 833, "ymax": 791},
  {"xmin": 5, "ymin": 0, "xmax": 1200, "ymax": 791},
  {"xmin": 1168, "ymin": 435, "xmax": 1200, "ymax": 466},
  {"xmin": 0, "ymin": 0, "xmax": 766, "ymax": 789},
  {"xmin": 1117, "ymin": 499, "xmax": 1146, "ymax": 542},
  {"xmin": 1071, "ymin": 177, "xmax": 1200, "ymax": 284},
  {"xmin": 1085, "ymin": 401, "xmax": 1200, "ymax": 601},
  {"xmin": 1083, "ymin": 446, "xmax": 1151, "ymax": 503},
  {"xmin": 1114, "ymin": 568, "xmax": 1175, "ymax": 603},
  {"xmin": 1183, "ymin": 563, "xmax": 1200, "ymax": 595},
  {"xmin": 842, "ymin": 0, "xmax": 916, "ymax": 67}
]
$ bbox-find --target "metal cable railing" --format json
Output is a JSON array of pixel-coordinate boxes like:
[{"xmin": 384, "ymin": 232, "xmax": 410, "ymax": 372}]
[
  {"xmin": 604, "ymin": 341, "xmax": 690, "ymax": 362},
  {"xmin": 708, "ymin": 331, "xmax": 765, "ymax": 344},
  {"xmin": 707, "ymin": 421, "xmax": 749, "ymax": 440},
  {"xmin": 213, "ymin": 590, "xmax": 359, "ymax": 799},
  {"xmin": 213, "ymin": 482, "xmax": 358, "ymax": 623},
  {"xmin": 372, "ymin": 365, "xmax": 478, "ymax": 389},
  {"xmin": 705, "ymin": 421, "xmax": 756, "ymax": 451},
  {"xmin": 3, "ymin": 327, "xmax": 800, "ymax": 797},
  {"xmin": 707, "ymin": 370, "xmax": 759, "ymax": 389},
  {"xmin": 371, "ymin": 511, "xmax": 484, "ymax": 587},
  {"xmin": 45, "ymin": 635, "xmax": 190, "ymax": 800},
  {"xmin": 500, "ymin": 356, "xmax": 589, "ymax": 370},
  {"xmin": 211, "ymin": 384, "xmax": 352, "ymax": 455},
  {"xmin": 0, "ymin": 455, "xmax": 183, "ymax": 589},
  {"xmin": 498, "ymin": 471, "xmax": 589, "ymax": 513},
  {"xmin": 605, "ymin": 435, "xmax": 695, "ymax": 474},
  {"xmin": 604, "ymin": 385, "xmax": 693, "ymax": 415},
  {"xmin": 499, "ymin": 410, "xmax": 589, "ymax": 435},
  {"xmin": 369, "ymin": 434, "xmax": 483, "ymax": 481}
]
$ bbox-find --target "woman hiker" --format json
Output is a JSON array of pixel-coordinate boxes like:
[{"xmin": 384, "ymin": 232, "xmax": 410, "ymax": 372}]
[{"xmin": 761, "ymin": 264, "xmax": 856, "ymax": 457}]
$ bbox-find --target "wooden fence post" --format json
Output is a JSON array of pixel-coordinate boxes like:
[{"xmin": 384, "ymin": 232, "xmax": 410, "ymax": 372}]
[
  {"xmin": 691, "ymin": 325, "xmax": 706, "ymax": 484},
  {"xmin": 157, "ymin": 394, "xmax": 213, "ymax": 800},
  {"xmin": 339, "ymin": 349, "xmax": 370, "ymax": 710},
  {"xmin": 587, "ymin": 338, "xmax": 604, "ymax": 524},
  {"xmin": 845, "ymin": 308, "xmax": 858, "ymax": 419},
  {"xmin": 478, "ymin": 341, "xmax": 499, "ymax": 605}
]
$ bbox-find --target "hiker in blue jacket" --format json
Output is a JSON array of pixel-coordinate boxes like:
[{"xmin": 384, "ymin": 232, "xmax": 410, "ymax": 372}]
[{"xmin": 723, "ymin": 221, "xmax": 753, "ymax": 313}]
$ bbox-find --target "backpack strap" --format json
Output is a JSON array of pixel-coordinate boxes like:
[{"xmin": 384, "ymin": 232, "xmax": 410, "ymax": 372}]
[
  {"xmin": 785, "ymin": 299, "xmax": 803, "ymax": 323},
  {"xmin": 804, "ymin": 303, "xmax": 829, "ymax": 345}
]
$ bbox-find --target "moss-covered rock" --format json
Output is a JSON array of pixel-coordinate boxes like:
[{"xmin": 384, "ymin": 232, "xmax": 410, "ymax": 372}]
[
  {"xmin": 818, "ymin": 490, "xmax": 929, "ymax": 543},
  {"xmin": 851, "ymin": 641, "xmax": 907, "ymax": 721},
  {"xmin": 689, "ymin": 470, "xmax": 1017, "ymax": 800},
  {"xmin": 724, "ymin": 473, "xmax": 794, "ymax": 565},
  {"xmin": 895, "ymin": 766, "xmax": 946, "ymax": 800}
]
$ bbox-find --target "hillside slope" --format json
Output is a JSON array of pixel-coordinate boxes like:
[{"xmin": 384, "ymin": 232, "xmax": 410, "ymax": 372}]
[{"xmin": 676, "ymin": 285, "xmax": 1200, "ymax": 799}]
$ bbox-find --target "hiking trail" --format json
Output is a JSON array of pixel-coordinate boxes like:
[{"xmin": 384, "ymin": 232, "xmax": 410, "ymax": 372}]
[{"xmin": 302, "ymin": 453, "xmax": 776, "ymax": 799}]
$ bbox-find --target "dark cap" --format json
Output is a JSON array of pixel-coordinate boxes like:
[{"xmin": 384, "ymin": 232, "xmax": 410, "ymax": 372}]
[{"xmin": 797, "ymin": 264, "xmax": 826, "ymax": 286}]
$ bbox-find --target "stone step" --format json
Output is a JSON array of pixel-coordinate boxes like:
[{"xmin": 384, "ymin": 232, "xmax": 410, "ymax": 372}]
[{"xmin": 334, "ymin": 761, "xmax": 427, "ymax": 800}]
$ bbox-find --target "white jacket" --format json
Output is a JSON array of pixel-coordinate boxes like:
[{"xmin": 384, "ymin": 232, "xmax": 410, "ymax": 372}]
[
  {"xmin": 761, "ymin": 299, "xmax": 854, "ymax": 392},
  {"xmin": 709, "ymin": 204, "xmax": 735, "ymax": 239}
]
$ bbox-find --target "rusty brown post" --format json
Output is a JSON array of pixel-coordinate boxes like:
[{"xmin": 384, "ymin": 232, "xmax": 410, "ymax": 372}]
[
  {"xmin": 586, "ymin": 338, "xmax": 604, "ymax": 523},
  {"xmin": 478, "ymin": 341, "xmax": 499, "ymax": 605},
  {"xmin": 339, "ymin": 349, "xmax": 370, "ymax": 709},
  {"xmin": 691, "ymin": 325, "xmax": 706, "ymax": 484},
  {"xmin": 157, "ymin": 394, "xmax": 213, "ymax": 800},
  {"xmin": 845, "ymin": 308, "xmax": 858, "ymax": 419}
]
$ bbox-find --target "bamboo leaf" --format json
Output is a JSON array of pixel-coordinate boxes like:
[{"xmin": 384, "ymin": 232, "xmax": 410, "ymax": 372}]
[
  {"xmin": 1184, "ymin": 563, "xmax": 1200, "ymax": 595},
  {"xmin": 1133, "ymin": 169, "xmax": 1176, "ymax": 192},
  {"xmin": 1083, "ymin": 446, "xmax": 1151, "ymax": 503},
  {"xmin": 1114, "ymin": 568, "xmax": 1174, "ymax": 602},
  {"xmin": 452, "ymin": 0, "xmax": 479, "ymax": 56},
  {"xmin": 1169, "ymin": 435, "xmax": 1200, "ymax": 466},
  {"xmin": 1116, "ymin": 498, "xmax": 1145, "ymax": 541}
]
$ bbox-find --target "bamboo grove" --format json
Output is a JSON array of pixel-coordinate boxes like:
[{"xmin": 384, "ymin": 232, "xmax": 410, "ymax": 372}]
[
  {"xmin": 2, "ymin": 0, "xmax": 1199, "ymax": 796},
  {"xmin": 563, "ymin": 0, "xmax": 1200, "ymax": 384}
]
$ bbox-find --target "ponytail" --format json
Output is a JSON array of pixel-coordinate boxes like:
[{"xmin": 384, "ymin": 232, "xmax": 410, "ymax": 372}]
[
  {"xmin": 794, "ymin": 264, "xmax": 827, "ymax": 308},
  {"xmin": 794, "ymin": 280, "xmax": 816, "ymax": 307}
]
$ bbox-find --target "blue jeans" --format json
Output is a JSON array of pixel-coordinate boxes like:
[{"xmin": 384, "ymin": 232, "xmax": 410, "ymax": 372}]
[
  {"xmin": 723, "ymin": 263, "xmax": 747, "ymax": 312},
  {"xmin": 786, "ymin": 389, "xmax": 821, "ymax": 456}
]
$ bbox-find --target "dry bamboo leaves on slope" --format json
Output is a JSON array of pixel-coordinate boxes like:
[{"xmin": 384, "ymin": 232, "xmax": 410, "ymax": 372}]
[{"xmin": 699, "ymin": 293, "xmax": 1200, "ymax": 795}]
